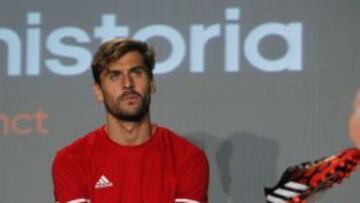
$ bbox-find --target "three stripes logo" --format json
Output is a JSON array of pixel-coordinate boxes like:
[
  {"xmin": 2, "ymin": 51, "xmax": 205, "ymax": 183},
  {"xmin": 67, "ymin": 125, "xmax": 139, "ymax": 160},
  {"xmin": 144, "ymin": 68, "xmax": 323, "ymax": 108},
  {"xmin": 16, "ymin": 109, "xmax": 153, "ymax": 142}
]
[
  {"xmin": 95, "ymin": 175, "xmax": 113, "ymax": 189},
  {"xmin": 265, "ymin": 181, "xmax": 308, "ymax": 203}
]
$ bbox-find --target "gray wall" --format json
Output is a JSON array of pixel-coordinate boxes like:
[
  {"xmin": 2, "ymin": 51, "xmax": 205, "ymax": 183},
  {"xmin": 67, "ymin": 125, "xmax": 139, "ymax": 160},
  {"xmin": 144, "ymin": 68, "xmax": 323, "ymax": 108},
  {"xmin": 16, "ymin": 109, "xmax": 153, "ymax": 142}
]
[{"xmin": 0, "ymin": 0, "xmax": 359, "ymax": 202}]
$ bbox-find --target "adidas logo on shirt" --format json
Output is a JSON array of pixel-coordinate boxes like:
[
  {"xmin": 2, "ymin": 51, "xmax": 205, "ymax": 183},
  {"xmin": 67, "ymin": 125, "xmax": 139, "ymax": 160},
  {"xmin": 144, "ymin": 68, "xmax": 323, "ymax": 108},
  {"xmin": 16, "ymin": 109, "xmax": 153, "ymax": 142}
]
[{"xmin": 95, "ymin": 175, "xmax": 113, "ymax": 189}]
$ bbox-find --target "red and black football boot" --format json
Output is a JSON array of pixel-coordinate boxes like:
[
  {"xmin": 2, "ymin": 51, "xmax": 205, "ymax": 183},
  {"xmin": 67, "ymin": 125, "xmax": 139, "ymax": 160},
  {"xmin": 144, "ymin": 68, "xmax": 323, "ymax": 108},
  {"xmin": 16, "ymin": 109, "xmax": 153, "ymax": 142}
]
[{"xmin": 264, "ymin": 148, "xmax": 360, "ymax": 203}]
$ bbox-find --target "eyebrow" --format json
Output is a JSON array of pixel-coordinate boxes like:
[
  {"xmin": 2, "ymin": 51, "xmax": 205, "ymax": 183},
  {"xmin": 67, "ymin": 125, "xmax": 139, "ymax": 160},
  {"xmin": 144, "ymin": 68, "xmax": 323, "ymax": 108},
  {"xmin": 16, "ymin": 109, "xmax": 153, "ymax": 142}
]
[
  {"xmin": 105, "ymin": 66, "xmax": 146, "ymax": 74},
  {"xmin": 129, "ymin": 66, "xmax": 146, "ymax": 71}
]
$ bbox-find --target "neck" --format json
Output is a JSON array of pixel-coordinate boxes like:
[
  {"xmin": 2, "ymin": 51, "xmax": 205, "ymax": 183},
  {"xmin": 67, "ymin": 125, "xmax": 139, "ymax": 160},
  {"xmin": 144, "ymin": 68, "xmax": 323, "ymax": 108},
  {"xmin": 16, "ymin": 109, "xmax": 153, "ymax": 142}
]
[{"xmin": 105, "ymin": 113, "xmax": 153, "ymax": 146}]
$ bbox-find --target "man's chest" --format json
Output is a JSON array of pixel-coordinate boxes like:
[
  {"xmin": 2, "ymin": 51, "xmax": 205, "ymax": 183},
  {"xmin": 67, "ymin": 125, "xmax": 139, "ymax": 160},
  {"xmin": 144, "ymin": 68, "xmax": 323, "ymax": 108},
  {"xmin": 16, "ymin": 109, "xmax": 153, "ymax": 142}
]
[{"xmin": 85, "ymin": 150, "xmax": 178, "ymax": 203}]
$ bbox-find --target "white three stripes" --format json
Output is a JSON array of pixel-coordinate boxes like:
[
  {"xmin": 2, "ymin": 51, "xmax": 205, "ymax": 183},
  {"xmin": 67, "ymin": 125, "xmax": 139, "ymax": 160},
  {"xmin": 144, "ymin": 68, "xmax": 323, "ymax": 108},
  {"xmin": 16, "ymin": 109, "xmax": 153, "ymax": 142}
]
[{"xmin": 266, "ymin": 181, "xmax": 309, "ymax": 203}]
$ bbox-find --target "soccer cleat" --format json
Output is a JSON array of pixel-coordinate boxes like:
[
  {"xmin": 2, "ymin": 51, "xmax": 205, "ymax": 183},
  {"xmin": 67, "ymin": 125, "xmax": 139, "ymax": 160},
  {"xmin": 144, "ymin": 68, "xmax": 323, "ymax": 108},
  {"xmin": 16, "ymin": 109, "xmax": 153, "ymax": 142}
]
[{"xmin": 264, "ymin": 148, "xmax": 360, "ymax": 203}]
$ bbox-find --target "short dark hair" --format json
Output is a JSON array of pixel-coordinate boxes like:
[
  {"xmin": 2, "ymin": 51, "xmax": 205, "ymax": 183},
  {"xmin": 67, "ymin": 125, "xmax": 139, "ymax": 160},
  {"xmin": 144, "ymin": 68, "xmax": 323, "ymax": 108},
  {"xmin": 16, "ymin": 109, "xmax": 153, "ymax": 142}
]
[{"xmin": 91, "ymin": 38, "xmax": 155, "ymax": 84}]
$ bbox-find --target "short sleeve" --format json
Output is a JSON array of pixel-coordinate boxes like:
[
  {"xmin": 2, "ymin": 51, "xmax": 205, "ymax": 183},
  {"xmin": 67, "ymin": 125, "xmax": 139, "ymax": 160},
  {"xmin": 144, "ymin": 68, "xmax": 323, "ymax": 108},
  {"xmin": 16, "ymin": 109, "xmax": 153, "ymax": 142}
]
[
  {"xmin": 175, "ymin": 150, "xmax": 209, "ymax": 203},
  {"xmin": 52, "ymin": 151, "xmax": 89, "ymax": 203}
]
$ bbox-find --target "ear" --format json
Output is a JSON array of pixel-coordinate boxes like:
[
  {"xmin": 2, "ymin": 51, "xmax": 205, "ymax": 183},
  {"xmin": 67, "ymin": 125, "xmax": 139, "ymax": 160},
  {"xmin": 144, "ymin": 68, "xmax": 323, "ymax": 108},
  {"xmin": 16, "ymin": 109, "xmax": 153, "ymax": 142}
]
[
  {"xmin": 150, "ymin": 79, "xmax": 156, "ymax": 94},
  {"xmin": 93, "ymin": 82, "xmax": 104, "ymax": 102}
]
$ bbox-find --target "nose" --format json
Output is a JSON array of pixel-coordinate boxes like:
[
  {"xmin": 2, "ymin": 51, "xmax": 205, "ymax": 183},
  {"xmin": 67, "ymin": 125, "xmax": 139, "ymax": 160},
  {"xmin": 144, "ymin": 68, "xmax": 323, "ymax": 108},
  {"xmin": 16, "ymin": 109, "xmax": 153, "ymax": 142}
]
[{"xmin": 122, "ymin": 73, "xmax": 134, "ymax": 89}]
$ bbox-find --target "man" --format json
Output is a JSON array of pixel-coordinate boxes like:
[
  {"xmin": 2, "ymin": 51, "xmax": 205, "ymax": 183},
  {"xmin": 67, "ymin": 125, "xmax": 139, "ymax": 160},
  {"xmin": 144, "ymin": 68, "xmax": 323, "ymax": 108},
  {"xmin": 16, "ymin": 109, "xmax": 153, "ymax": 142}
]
[
  {"xmin": 52, "ymin": 38, "xmax": 209, "ymax": 203},
  {"xmin": 349, "ymin": 89, "xmax": 360, "ymax": 148}
]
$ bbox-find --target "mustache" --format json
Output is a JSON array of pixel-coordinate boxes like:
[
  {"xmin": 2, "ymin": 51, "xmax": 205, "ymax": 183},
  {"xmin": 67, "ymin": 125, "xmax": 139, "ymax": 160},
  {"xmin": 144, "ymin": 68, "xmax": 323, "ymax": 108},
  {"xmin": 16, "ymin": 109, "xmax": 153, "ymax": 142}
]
[{"xmin": 119, "ymin": 91, "xmax": 142, "ymax": 100}]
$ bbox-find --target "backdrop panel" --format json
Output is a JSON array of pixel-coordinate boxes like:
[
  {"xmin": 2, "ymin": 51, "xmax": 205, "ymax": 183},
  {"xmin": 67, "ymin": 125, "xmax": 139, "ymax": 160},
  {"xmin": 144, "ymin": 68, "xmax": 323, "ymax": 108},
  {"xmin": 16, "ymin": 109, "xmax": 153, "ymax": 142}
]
[{"xmin": 0, "ymin": 0, "xmax": 359, "ymax": 202}]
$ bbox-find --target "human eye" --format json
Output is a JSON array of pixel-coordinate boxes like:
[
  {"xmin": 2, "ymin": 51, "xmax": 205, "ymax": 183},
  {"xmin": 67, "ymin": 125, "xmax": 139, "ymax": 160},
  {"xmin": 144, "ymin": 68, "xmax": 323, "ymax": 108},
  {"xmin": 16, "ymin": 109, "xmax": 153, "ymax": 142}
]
[
  {"xmin": 131, "ymin": 67, "xmax": 146, "ymax": 76},
  {"xmin": 108, "ymin": 71, "xmax": 120, "ymax": 80}
]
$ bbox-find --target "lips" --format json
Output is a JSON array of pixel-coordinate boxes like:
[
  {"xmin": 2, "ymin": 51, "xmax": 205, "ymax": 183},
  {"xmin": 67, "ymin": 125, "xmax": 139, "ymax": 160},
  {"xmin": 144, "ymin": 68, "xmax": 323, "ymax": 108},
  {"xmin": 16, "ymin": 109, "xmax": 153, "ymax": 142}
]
[{"xmin": 121, "ymin": 93, "xmax": 141, "ymax": 101}]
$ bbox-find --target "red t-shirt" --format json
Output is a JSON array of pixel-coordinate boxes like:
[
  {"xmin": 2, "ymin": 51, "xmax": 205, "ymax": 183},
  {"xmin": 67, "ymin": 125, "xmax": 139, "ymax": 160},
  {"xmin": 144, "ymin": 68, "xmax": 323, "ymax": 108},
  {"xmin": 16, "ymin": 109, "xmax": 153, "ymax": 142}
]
[{"xmin": 52, "ymin": 125, "xmax": 209, "ymax": 203}]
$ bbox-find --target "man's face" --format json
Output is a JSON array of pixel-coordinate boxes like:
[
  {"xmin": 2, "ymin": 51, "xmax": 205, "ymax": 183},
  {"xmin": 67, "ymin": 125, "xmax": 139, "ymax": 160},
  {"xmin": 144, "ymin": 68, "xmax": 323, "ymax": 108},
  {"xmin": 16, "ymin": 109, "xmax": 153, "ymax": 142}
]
[{"xmin": 93, "ymin": 51, "xmax": 155, "ymax": 122}]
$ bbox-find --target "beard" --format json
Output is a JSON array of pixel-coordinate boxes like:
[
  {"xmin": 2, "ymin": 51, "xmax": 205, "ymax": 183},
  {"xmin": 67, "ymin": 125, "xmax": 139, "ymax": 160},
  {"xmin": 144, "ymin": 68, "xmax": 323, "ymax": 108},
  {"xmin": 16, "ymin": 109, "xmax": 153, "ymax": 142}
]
[{"xmin": 104, "ymin": 90, "xmax": 151, "ymax": 122}]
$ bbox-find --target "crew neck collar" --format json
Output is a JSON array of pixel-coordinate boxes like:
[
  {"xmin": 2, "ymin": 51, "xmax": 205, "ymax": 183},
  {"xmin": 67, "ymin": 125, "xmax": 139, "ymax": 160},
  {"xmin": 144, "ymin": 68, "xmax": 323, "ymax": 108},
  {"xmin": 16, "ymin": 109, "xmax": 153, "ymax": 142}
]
[{"xmin": 98, "ymin": 124, "xmax": 159, "ymax": 151}]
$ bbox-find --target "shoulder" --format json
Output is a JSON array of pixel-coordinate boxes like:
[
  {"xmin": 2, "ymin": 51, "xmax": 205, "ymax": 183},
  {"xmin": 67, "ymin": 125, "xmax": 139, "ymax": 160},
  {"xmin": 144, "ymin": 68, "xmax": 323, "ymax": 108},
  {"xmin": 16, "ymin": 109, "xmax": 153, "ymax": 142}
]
[
  {"xmin": 53, "ymin": 126, "xmax": 102, "ymax": 166},
  {"xmin": 156, "ymin": 126, "xmax": 207, "ymax": 161}
]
